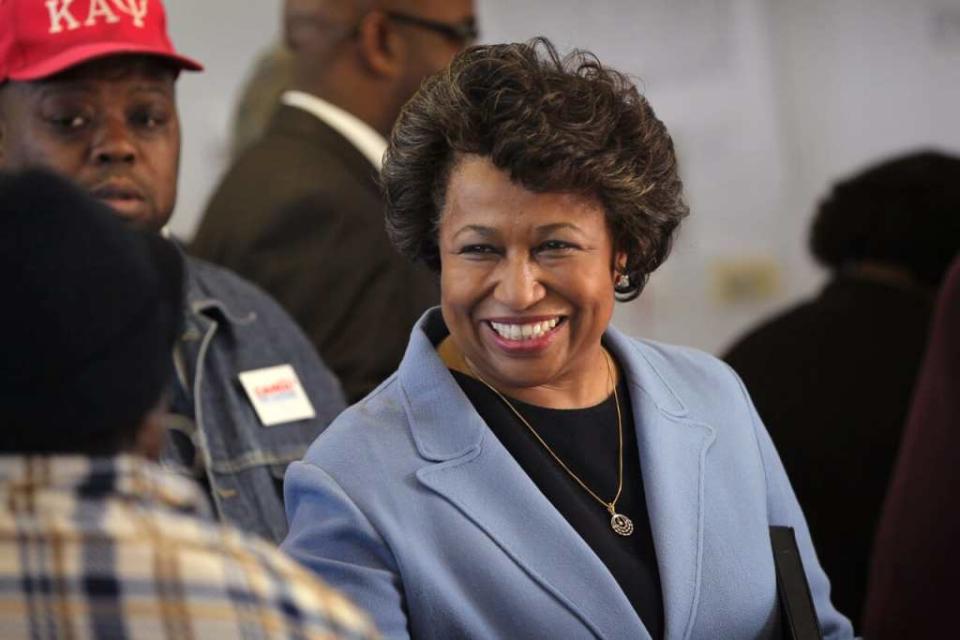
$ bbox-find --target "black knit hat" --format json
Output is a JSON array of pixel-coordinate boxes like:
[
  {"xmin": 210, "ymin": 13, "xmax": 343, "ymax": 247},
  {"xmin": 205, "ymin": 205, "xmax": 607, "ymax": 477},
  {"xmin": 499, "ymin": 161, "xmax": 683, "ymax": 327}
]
[{"xmin": 0, "ymin": 169, "xmax": 184, "ymax": 453}]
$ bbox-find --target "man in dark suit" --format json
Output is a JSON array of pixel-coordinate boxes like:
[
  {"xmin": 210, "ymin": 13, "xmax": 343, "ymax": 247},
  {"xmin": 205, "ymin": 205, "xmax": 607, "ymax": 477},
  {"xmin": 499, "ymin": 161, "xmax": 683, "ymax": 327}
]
[{"xmin": 192, "ymin": 0, "xmax": 477, "ymax": 401}]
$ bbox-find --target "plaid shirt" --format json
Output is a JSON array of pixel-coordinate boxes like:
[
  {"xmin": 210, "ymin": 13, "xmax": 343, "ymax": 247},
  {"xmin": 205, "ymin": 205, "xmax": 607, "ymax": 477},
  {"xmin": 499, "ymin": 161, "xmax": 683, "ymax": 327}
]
[{"xmin": 0, "ymin": 455, "xmax": 378, "ymax": 640}]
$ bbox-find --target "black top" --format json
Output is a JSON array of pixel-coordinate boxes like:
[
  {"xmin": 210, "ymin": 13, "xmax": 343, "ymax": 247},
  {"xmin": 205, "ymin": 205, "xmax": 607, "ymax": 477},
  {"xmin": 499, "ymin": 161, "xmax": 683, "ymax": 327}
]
[{"xmin": 451, "ymin": 368, "xmax": 664, "ymax": 639}]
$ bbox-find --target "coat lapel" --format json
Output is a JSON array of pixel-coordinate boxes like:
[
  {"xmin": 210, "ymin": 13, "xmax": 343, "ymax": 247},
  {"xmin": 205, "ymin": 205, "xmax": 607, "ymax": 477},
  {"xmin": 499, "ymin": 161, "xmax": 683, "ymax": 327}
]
[
  {"xmin": 605, "ymin": 329, "xmax": 716, "ymax": 640},
  {"xmin": 416, "ymin": 430, "xmax": 650, "ymax": 640}
]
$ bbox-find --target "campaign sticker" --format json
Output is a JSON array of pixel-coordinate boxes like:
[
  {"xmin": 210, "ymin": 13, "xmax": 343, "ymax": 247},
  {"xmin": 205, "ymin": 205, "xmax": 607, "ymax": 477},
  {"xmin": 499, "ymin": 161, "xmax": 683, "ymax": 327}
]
[{"xmin": 238, "ymin": 365, "xmax": 316, "ymax": 427}]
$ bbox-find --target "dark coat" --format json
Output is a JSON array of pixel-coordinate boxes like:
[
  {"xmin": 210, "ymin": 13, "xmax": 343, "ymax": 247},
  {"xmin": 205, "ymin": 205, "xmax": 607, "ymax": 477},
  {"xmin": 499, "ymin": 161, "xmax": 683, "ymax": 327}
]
[
  {"xmin": 722, "ymin": 274, "xmax": 935, "ymax": 627},
  {"xmin": 191, "ymin": 105, "xmax": 438, "ymax": 401},
  {"xmin": 863, "ymin": 257, "xmax": 960, "ymax": 638}
]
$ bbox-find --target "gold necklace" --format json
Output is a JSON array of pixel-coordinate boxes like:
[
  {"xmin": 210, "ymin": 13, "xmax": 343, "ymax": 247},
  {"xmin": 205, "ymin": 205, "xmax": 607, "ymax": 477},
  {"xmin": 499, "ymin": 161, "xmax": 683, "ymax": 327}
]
[{"xmin": 464, "ymin": 349, "xmax": 635, "ymax": 537}]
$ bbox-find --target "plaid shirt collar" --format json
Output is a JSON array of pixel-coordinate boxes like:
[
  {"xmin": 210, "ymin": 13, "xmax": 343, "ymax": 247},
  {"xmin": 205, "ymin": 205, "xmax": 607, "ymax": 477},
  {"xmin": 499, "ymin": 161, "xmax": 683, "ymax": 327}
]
[{"xmin": 0, "ymin": 454, "xmax": 211, "ymax": 518}]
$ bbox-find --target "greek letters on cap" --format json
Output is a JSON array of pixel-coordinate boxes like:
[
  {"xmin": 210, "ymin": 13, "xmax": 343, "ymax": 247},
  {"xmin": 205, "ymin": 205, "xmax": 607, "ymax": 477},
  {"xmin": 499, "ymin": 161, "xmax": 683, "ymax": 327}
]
[{"xmin": 45, "ymin": 0, "xmax": 149, "ymax": 33}]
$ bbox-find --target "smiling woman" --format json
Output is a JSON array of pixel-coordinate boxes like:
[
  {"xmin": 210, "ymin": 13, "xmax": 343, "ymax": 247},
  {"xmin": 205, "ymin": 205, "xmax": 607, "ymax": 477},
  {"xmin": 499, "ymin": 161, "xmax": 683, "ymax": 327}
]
[{"xmin": 282, "ymin": 38, "xmax": 854, "ymax": 639}]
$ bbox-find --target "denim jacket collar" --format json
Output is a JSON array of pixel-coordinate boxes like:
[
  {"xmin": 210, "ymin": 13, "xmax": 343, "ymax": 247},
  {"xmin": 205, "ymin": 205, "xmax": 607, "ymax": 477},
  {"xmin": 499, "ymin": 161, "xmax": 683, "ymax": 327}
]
[{"xmin": 183, "ymin": 262, "xmax": 255, "ymax": 327}]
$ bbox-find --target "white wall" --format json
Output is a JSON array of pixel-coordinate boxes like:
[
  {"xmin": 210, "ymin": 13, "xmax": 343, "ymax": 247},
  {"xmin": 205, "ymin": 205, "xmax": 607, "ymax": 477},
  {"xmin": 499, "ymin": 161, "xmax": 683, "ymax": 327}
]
[
  {"xmin": 163, "ymin": 0, "xmax": 282, "ymax": 239},
  {"xmin": 767, "ymin": 0, "xmax": 960, "ymax": 292},
  {"xmin": 162, "ymin": 0, "xmax": 960, "ymax": 354}
]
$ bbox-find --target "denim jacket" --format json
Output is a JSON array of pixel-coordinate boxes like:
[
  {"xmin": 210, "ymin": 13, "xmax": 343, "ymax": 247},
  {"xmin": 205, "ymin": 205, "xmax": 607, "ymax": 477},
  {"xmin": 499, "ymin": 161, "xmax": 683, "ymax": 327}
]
[{"xmin": 164, "ymin": 256, "xmax": 345, "ymax": 543}]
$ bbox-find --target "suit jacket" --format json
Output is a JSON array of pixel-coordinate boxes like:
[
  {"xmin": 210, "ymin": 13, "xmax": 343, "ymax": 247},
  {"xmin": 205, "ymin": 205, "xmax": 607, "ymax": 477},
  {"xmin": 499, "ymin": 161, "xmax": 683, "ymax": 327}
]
[
  {"xmin": 723, "ymin": 274, "xmax": 933, "ymax": 626},
  {"xmin": 192, "ymin": 104, "xmax": 438, "ymax": 401},
  {"xmin": 283, "ymin": 310, "xmax": 853, "ymax": 640}
]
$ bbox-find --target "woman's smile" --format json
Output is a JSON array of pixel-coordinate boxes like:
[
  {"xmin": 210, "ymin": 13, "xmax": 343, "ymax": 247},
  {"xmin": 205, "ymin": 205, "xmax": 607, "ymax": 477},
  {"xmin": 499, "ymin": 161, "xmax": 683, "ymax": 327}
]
[{"xmin": 483, "ymin": 315, "xmax": 566, "ymax": 352}]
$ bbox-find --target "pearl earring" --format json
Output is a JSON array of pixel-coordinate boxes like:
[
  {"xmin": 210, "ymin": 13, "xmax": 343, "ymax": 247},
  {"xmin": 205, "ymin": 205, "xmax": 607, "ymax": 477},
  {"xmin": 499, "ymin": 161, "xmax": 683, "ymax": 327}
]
[{"xmin": 615, "ymin": 273, "xmax": 630, "ymax": 289}]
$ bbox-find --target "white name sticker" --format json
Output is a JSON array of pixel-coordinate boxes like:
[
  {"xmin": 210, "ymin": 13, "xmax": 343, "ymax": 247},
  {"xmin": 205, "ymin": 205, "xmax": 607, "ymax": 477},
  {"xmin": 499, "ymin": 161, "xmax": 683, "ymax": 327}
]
[{"xmin": 238, "ymin": 365, "xmax": 316, "ymax": 427}]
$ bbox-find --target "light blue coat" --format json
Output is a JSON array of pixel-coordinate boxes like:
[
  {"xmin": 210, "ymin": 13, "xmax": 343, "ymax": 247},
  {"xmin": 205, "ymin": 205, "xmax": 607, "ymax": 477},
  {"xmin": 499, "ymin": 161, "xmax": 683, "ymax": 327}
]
[{"xmin": 283, "ymin": 310, "xmax": 853, "ymax": 639}]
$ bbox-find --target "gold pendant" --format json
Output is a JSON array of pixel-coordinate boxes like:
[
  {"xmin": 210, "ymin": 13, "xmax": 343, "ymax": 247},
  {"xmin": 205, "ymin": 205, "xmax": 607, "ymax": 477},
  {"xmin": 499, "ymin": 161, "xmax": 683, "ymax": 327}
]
[{"xmin": 610, "ymin": 512, "xmax": 634, "ymax": 536}]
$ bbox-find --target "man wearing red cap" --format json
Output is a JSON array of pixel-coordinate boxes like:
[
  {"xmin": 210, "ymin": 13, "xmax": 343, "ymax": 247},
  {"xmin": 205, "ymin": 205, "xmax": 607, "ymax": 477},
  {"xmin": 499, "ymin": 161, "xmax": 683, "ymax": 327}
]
[{"xmin": 0, "ymin": 0, "xmax": 346, "ymax": 545}]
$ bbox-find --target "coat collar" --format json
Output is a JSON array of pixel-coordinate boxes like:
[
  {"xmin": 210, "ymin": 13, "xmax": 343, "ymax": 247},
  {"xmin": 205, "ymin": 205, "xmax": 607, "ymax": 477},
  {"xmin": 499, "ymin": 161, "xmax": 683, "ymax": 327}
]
[
  {"xmin": 396, "ymin": 312, "xmax": 484, "ymax": 461},
  {"xmin": 280, "ymin": 91, "xmax": 387, "ymax": 171},
  {"xmin": 267, "ymin": 103, "xmax": 380, "ymax": 192},
  {"xmin": 398, "ymin": 310, "xmax": 716, "ymax": 639}
]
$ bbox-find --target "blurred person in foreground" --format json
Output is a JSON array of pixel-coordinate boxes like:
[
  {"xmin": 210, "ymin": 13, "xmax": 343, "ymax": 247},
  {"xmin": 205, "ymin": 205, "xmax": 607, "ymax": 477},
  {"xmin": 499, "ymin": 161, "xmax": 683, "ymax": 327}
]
[
  {"xmin": 192, "ymin": 0, "xmax": 477, "ymax": 402},
  {"xmin": 0, "ymin": 170, "xmax": 377, "ymax": 640},
  {"xmin": 282, "ymin": 38, "xmax": 853, "ymax": 639},
  {"xmin": 0, "ymin": 0, "xmax": 345, "ymax": 544},
  {"xmin": 862, "ymin": 256, "xmax": 960, "ymax": 638},
  {"xmin": 723, "ymin": 150, "xmax": 960, "ymax": 626}
]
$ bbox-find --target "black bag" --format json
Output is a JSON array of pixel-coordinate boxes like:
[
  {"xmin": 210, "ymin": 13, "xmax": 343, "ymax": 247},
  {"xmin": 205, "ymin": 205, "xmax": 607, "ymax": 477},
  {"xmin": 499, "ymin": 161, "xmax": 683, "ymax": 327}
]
[{"xmin": 770, "ymin": 526, "xmax": 823, "ymax": 640}]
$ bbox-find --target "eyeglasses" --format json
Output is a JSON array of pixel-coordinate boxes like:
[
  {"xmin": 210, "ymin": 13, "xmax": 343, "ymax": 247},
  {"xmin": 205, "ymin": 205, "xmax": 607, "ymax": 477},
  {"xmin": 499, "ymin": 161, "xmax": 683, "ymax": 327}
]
[{"xmin": 383, "ymin": 11, "xmax": 479, "ymax": 46}]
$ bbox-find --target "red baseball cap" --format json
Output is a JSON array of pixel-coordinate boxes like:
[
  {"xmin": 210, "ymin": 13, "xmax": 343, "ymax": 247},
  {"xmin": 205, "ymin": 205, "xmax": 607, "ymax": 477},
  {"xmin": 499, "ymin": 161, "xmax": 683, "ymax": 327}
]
[{"xmin": 0, "ymin": 0, "xmax": 202, "ymax": 82}]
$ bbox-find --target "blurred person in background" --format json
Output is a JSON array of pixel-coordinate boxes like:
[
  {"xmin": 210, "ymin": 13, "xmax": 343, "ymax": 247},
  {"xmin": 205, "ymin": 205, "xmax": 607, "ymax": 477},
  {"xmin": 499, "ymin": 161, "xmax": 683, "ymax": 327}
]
[
  {"xmin": 862, "ymin": 256, "xmax": 960, "ymax": 638},
  {"xmin": 0, "ymin": 170, "xmax": 377, "ymax": 640},
  {"xmin": 230, "ymin": 43, "xmax": 295, "ymax": 158},
  {"xmin": 282, "ymin": 38, "xmax": 853, "ymax": 639},
  {"xmin": 0, "ymin": 0, "xmax": 345, "ymax": 544},
  {"xmin": 229, "ymin": 0, "xmax": 325, "ymax": 159},
  {"xmin": 192, "ymin": 0, "xmax": 477, "ymax": 402},
  {"xmin": 723, "ymin": 150, "xmax": 960, "ymax": 627}
]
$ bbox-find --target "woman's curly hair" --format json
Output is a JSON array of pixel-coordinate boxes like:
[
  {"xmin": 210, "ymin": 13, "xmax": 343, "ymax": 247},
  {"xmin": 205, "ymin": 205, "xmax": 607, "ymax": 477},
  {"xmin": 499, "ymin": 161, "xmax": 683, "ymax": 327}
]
[
  {"xmin": 810, "ymin": 150, "xmax": 960, "ymax": 286},
  {"xmin": 382, "ymin": 37, "xmax": 688, "ymax": 301}
]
